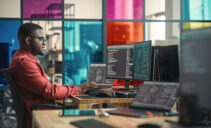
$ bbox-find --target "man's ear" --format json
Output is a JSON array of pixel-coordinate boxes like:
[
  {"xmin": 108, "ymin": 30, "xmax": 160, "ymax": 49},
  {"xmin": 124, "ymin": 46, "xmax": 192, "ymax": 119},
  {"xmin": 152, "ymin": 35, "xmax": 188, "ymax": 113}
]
[{"xmin": 25, "ymin": 37, "xmax": 31, "ymax": 45}]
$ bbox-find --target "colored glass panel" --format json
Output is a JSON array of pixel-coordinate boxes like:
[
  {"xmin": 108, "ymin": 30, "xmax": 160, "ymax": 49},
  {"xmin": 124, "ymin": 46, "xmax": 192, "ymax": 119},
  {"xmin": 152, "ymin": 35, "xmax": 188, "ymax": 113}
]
[
  {"xmin": 183, "ymin": 0, "xmax": 211, "ymax": 20},
  {"xmin": 0, "ymin": 20, "xmax": 20, "ymax": 63},
  {"xmin": 145, "ymin": 22, "xmax": 180, "ymax": 46},
  {"xmin": 23, "ymin": 0, "xmax": 62, "ymax": 18},
  {"xmin": 107, "ymin": 0, "xmax": 143, "ymax": 20},
  {"xmin": 64, "ymin": 0, "xmax": 102, "ymax": 19},
  {"xmin": 183, "ymin": 22, "xmax": 211, "ymax": 30},
  {"xmin": 0, "ymin": 0, "xmax": 20, "ymax": 18},
  {"xmin": 146, "ymin": 0, "xmax": 180, "ymax": 20},
  {"xmin": 107, "ymin": 22, "xmax": 143, "ymax": 45},
  {"xmin": 64, "ymin": 21, "xmax": 103, "ymax": 85}
]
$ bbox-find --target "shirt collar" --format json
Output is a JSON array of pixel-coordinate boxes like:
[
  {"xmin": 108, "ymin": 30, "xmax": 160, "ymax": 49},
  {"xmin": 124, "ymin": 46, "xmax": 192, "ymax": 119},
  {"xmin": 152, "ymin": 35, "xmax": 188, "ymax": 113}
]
[{"xmin": 18, "ymin": 49, "xmax": 39, "ymax": 63}]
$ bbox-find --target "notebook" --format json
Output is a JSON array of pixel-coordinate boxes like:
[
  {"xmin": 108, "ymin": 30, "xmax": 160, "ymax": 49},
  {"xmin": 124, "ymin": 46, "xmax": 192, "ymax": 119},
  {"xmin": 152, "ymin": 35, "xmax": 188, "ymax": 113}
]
[
  {"xmin": 87, "ymin": 64, "xmax": 114, "ymax": 88},
  {"xmin": 107, "ymin": 81, "xmax": 180, "ymax": 117}
]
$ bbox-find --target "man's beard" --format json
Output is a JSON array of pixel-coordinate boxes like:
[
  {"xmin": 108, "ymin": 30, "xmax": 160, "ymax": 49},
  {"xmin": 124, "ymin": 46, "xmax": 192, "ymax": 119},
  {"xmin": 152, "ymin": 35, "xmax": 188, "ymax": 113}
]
[{"xmin": 31, "ymin": 44, "xmax": 44, "ymax": 56}]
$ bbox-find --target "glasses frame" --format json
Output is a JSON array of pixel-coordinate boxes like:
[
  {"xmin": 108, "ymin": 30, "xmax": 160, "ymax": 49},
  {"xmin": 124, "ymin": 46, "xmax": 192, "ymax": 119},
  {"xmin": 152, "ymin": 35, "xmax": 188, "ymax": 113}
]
[{"xmin": 29, "ymin": 36, "xmax": 47, "ymax": 43}]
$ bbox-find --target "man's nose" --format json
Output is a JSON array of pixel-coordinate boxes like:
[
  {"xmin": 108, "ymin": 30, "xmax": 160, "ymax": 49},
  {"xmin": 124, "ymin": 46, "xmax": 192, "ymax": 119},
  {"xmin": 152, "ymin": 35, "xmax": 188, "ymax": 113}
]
[{"xmin": 42, "ymin": 41, "xmax": 47, "ymax": 45}]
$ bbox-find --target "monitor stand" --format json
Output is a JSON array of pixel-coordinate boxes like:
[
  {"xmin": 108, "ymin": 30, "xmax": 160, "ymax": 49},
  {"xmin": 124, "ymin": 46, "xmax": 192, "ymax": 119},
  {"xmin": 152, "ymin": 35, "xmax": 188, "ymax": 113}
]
[
  {"xmin": 124, "ymin": 80, "xmax": 130, "ymax": 90},
  {"xmin": 152, "ymin": 49, "xmax": 160, "ymax": 81}
]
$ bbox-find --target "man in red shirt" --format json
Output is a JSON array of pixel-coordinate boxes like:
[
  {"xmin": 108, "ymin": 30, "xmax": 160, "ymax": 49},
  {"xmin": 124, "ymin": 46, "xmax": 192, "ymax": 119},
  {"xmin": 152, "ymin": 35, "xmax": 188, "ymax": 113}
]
[{"xmin": 9, "ymin": 23, "xmax": 98, "ymax": 128}]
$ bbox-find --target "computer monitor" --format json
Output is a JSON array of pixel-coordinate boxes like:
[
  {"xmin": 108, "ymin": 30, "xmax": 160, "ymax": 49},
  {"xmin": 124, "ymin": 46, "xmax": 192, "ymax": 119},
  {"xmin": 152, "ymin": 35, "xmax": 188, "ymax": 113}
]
[
  {"xmin": 151, "ymin": 45, "xmax": 179, "ymax": 82},
  {"xmin": 106, "ymin": 44, "xmax": 134, "ymax": 89},
  {"xmin": 87, "ymin": 63, "xmax": 114, "ymax": 88},
  {"xmin": 179, "ymin": 28, "xmax": 211, "ymax": 126},
  {"xmin": 0, "ymin": 43, "xmax": 10, "ymax": 85},
  {"xmin": 133, "ymin": 41, "xmax": 152, "ymax": 81}
]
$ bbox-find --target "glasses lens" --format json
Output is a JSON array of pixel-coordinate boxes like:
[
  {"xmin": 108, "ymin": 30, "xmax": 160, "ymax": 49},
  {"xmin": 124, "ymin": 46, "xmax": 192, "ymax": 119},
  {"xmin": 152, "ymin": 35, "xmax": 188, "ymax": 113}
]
[
  {"xmin": 38, "ymin": 37, "xmax": 47, "ymax": 42},
  {"xmin": 43, "ymin": 38, "xmax": 47, "ymax": 42}
]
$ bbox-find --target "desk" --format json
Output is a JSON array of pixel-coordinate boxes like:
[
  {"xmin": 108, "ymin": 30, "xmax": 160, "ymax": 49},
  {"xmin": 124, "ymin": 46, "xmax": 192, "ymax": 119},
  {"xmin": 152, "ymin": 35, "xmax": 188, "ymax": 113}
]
[
  {"xmin": 69, "ymin": 88, "xmax": 135, "ymax": 109},
  {"xmin": 70, "ymin": 94, "xmax": 133, "ymax": 109},
  {"xmin": 32, "ymin": 109, "xmax": 180, "ymax": 128}
]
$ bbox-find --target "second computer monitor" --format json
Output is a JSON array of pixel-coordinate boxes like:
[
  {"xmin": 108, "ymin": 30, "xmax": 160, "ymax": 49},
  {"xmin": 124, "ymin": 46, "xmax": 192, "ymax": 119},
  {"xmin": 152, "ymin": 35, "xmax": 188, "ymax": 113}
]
[
  {"xmin": 133, "ymin": 41, "xmax": 152, "ymax": 81},
  {"xmin": 106, "ymin": 44, "xmax": 134, "ymax": 80},
  {"xmin": 87, "ymin": 63, "xmax": 114, "ymax": 88}
]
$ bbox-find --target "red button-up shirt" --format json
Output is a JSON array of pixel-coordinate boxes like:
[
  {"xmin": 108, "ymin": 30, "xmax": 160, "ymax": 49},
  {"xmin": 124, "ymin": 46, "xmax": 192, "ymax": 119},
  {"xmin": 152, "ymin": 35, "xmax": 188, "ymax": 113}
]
[{"xmin": 9, "ymin": 49, "xmax": 81, "ymax": 128}]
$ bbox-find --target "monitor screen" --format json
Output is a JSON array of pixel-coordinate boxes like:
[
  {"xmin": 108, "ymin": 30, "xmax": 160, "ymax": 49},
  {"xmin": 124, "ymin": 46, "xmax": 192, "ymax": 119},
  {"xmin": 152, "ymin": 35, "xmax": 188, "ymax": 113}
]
[
  {"xmin": 151, "ymin": 45, "xmax": 179, "ymax": 82},
  {"xmin": 131, "ymin": 81, "xmax": 180, "ymax": 111},
  {"xmin": 106, "ymin": 44, "xmax": 134, "ymax": 80},
  {"xmin": 87, "ymin": 63, "xmax": 114, "ymax": 88},
  {"xmin": 0, "ymin": 43, "xmax": 10, "ymax": 85},
  {"xmin": 133, "ymin": 41, "xmax": 151, "ymax": 81},
  {"xmin": 180, "ymin": 28, "xmax": 211, "ymax": 110}
]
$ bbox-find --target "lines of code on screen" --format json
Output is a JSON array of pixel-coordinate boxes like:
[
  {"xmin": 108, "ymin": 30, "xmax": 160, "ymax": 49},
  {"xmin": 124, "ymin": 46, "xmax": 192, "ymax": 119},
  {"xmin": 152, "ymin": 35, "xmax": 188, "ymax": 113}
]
[
  {"xmin": 133, "ymin": 41, "xmax": 151, "ymax": 81},
  {"xmin": 106, "ymin": 45, "xmax": 134, "ymax": 79}
]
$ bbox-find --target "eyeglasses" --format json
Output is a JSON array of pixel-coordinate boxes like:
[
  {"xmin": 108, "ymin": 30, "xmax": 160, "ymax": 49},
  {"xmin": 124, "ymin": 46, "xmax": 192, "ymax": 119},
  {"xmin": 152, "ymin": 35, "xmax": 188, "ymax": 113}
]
[{"xmin": 29, "ymin": 36, "xmax": 47, "ymax": 43}]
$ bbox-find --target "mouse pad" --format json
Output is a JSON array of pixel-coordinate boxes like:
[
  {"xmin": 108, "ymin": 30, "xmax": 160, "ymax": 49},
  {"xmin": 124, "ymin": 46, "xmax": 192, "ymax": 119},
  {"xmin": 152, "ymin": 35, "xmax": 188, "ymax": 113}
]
[{"xmin": 71, "ymin": 119, "xmax": 114, "ymax": 128}]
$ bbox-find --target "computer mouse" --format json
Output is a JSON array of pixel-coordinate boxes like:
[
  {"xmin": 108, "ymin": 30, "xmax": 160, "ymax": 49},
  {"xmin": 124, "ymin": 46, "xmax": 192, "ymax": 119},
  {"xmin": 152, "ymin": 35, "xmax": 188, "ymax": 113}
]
[{"xmin": 137, "ymin": 123, "xmax": 161, "ymax": 128}]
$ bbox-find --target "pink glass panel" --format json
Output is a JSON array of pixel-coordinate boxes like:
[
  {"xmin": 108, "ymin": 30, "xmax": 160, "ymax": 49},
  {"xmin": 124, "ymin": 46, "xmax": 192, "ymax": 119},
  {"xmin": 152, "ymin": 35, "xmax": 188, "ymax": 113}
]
[
  {"xmin": 107, "ymin": 0, "xmax": 143, "ymax": 20},
  {"xmin": 23, "ymin": 0, "xmax": 62, "ymax": 18}
]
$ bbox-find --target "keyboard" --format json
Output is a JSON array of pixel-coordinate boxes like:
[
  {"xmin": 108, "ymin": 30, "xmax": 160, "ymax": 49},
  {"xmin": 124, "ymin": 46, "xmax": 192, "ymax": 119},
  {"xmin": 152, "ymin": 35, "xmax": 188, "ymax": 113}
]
[
  {"xmin": 86, "ymin": 89, "xmax": 112, "ymax": 98},
  {"xmin": 115, "ymin": 91, "xmax": 138, "ymax": 98},
  {"xmin": 107, "ymin": 108, "xmax": 146, "ymax": 117}
]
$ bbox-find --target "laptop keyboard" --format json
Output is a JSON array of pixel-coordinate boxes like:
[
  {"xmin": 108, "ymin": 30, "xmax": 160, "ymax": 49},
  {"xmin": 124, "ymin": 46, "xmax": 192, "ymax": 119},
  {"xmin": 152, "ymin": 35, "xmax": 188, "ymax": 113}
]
[{"xmin": 107, "ymin": 108, "xmax": 147, "ymax": 117}]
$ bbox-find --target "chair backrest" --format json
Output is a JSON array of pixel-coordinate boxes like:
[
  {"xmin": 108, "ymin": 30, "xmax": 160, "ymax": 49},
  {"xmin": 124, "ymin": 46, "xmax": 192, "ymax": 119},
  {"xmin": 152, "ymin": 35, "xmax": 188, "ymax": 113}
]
[{"xmin": 0, "ymin": 68, "xmax": 26, "ymax": 128}]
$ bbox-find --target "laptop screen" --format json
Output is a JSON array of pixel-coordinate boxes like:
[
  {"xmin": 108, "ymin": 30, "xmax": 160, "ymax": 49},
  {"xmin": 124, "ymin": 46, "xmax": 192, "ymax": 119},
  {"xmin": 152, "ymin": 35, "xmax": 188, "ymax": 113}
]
[
  {"xmin": 87, "ymin": 64, "xmax": 114, "ymax": 88},
  {"xmin": 131, "ymin": 81, "xmax": 180, "ymax": 111}
]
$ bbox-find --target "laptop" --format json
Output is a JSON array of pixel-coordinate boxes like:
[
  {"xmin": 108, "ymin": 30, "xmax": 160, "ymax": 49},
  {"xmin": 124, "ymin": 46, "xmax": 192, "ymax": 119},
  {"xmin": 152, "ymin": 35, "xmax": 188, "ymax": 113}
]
[
  {"xmin": 87, "ymin": 64, "xmax": 114, "ymax": 89},
  {"xmin": 107, "ymin": 81, "xmax": 180, "ymax": 117}
]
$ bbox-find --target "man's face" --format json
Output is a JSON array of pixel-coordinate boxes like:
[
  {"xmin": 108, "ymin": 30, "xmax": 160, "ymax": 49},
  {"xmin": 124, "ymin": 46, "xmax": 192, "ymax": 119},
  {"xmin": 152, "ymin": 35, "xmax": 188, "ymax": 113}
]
[{"xmin": 30, "ymin": 29, "xmax": 46, "ymax": 56}]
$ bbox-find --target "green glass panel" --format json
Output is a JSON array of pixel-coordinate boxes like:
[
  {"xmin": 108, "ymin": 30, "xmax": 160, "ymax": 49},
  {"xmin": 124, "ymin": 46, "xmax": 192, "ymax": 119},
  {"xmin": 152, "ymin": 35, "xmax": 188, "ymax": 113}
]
[
  {"xmin": 183, "ymin": 0, "xmax": 211, "ymax": 20},
  {"xmin": 64, "ymin": 21, "xmax": 103, "ymax": 85}
]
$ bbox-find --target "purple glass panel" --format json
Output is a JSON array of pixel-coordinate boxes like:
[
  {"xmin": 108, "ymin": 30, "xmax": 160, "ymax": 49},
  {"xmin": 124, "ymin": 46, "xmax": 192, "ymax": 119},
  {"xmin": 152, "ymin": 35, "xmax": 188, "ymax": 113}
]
[
  {"xmin": 23, "ymin": 0, "xmax": 62, "ymax": 18},
  {"xmin": 107, "ymin": 0, "xmax": 143, "ymax": 20}
]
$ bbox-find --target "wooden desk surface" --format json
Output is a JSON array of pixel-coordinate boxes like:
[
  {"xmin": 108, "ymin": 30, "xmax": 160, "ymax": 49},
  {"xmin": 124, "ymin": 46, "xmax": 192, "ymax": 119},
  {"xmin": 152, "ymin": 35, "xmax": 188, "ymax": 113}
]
[
  {"xmin": 32, "ymin": 109, "xmax": 180, "ymax": 128},
  {"xmin": 71, "ymin": 94, "xmax": 133, "ymax": 104},
  {"xmin": 55, "ymin": 95, "xmax": 133, "ymax": 109},
  {"xmin": 70, "ymin": 94, "xmax": 133, "ymax": 109},
  {"xmin": 55, "ymin": 88, "xmax": 134, "ymax": 106}
]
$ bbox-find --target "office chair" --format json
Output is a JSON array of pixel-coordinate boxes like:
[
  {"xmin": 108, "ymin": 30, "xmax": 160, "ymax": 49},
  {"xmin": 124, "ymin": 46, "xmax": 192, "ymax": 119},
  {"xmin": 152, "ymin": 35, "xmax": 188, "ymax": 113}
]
[
  {"xmin": 0, "ymin": 68, "xmax": 26, "ymax": 128},
  {"xmin": 0, "ymin": 68, "xmax": 66, "ymax": 128}
]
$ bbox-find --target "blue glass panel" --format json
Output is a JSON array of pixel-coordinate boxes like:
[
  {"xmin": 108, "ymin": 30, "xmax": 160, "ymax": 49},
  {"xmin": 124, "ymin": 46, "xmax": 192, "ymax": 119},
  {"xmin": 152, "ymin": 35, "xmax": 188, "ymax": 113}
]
[
  {"xmin": 183, "ymin": 0, "xmax": 211, "ymax": 20},
  {"xmin": 64, "ymin": 21, "xmax": 103, "ymax": 85},
  {"xmin": 0, "ymin": 20, "xmax": 20, "ymax": 85},
  {"xmin": 0, "ymin": 20, "xmax": 20, "ymax": 61}
]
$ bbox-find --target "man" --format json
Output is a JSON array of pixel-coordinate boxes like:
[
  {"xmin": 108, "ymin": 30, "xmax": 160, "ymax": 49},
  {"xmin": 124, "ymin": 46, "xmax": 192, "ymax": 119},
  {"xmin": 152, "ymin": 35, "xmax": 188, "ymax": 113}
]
[{"xmin": 9, "ymin": 23, "xmax": 98, "ymax": 128}]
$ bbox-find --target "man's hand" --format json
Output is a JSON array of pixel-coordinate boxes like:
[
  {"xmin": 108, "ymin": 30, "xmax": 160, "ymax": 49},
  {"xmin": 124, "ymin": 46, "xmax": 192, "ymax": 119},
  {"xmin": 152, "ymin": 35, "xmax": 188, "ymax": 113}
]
[{"xmin": 79, "ymin": 81, "xmax": 98, "ymax": 94}]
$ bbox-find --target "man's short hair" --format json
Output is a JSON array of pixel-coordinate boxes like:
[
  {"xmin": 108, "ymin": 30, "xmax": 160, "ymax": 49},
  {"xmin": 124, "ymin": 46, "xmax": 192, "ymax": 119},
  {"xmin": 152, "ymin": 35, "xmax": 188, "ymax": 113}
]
[{"xmin": 18, "ymin": 23, "xmax": 43, "ymax": 41}]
